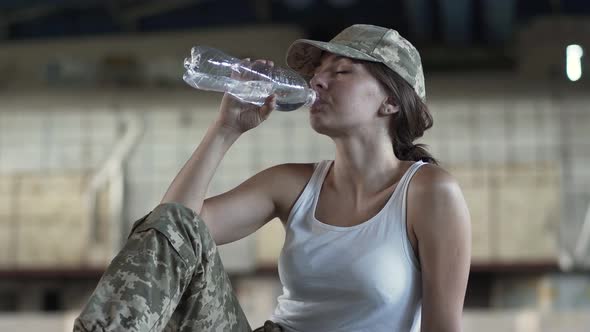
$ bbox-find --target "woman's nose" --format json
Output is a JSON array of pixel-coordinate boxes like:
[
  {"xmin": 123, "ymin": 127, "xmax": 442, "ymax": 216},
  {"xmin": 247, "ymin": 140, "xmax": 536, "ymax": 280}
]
[{"xmin": 310, "ymin": 73, "xmax": 327, "ymax": 90}]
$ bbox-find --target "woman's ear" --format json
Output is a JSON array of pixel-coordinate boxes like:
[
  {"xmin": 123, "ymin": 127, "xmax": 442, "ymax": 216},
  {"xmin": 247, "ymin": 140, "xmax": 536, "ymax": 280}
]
[{"xmin": 378, "ymin": 98, "xmax": 399, "ymax": 116}]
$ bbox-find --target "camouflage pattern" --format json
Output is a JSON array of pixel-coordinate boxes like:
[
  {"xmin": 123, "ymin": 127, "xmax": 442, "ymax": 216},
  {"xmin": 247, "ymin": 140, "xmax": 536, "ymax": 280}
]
[
  {"xmin": 286, "ymin": 24, "xmax": 426, "ymax": 100},
  {"xmin": 73, "ymin": 202, "xmax": 273, "ymax": 332}
]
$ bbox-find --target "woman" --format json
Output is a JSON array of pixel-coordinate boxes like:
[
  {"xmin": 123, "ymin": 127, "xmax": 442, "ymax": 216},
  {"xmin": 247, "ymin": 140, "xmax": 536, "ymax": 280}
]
[{"xmin": 74, "ymin": 24, "xmax": 471, "ymax": 332}]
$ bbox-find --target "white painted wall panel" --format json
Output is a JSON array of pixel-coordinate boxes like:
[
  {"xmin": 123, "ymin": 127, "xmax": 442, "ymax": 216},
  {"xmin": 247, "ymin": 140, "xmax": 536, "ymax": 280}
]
[{"xmin": 0, "ymin": 74, "xmax": 588, "ymax": 270}]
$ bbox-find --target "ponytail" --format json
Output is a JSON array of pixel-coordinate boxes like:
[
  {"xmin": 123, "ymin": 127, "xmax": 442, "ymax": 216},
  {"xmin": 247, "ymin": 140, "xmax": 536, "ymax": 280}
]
[{"xmin": 363, "ymin": 62, "xmax": 438, "ymax": 165}]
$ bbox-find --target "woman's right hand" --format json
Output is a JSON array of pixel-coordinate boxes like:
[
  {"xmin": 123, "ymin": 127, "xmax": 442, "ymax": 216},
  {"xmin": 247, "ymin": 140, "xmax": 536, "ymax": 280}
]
[{"xmin": 216, "ymin": 59, "xmax": 277, "ymax": 135}]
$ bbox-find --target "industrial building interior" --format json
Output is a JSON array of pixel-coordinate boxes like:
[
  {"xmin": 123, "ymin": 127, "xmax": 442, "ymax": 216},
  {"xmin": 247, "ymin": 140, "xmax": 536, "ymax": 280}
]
[{"xmin": 0, "ymin": 0, "xmax": 589, "ymax": 331}]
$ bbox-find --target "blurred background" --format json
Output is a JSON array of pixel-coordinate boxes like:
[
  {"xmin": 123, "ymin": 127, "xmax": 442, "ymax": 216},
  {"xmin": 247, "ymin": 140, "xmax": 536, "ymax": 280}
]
[{"xmin": 0, "ymin": 0, "xmax": 589, "ymax": 331}]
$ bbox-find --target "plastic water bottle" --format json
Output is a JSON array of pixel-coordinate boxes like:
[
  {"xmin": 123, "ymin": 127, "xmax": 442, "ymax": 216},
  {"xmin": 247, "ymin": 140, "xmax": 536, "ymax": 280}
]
[{"xmin": 183, "ymin": 46, "xmax": 316, "ymax": 112}]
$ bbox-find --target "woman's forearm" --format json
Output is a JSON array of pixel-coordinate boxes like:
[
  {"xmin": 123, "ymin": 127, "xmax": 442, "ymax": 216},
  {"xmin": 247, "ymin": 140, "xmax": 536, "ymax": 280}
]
[{"xmin": 161, "ymin": 121, "xmax": 241, "ymax": 214}]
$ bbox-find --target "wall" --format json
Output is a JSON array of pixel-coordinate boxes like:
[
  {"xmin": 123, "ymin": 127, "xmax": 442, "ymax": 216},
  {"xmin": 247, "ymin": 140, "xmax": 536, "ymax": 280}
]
[
  {"xmin": 1, "ymin": 22, "xmax": 589, "ymax": 271},
  {"xmin": 0, "ymin": 24, "xmax": 304, "ymax": 88},
  {"xmin": 1, "ymin": 23, "xmax": 590, "ymax": 330},
  {"xmin": 1, "ymin": 76, "xmax": 589, "ymax": 271}
]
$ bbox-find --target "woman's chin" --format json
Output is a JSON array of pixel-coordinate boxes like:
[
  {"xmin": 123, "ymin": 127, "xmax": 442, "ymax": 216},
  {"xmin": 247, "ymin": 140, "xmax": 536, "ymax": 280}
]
[
  {"xmin": 309, "ymin": 117, "xmax": 337, "ymax": 137},
  {"xmin": 309, "ymin": 116, "xmax": 326, "ymax": 133}
]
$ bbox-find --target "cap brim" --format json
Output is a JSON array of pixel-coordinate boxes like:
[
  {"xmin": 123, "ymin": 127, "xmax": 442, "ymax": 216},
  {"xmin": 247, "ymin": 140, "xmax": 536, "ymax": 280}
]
[{"xmin": 286, "ymin": 39, "xmax": 380, "ymax": 78}]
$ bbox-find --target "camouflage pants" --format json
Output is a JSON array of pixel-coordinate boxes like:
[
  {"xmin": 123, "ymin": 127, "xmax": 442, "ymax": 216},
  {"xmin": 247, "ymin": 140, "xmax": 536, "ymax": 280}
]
[{"xmin": 73, "ymin": 202, "xmax": 282, "ymax": 332}]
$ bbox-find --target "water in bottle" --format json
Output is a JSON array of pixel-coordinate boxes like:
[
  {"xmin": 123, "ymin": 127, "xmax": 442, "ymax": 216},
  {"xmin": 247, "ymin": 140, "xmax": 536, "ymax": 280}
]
[{"xmin": 183, "ymin": 46, "xmax": 316, "ymax": 112}]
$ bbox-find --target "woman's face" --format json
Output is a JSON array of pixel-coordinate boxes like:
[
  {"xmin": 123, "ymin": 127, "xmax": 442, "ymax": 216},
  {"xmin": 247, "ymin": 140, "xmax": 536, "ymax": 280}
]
[{"xmin": 308, "ymin": 52, "xmax": 390, "ymax": 137}]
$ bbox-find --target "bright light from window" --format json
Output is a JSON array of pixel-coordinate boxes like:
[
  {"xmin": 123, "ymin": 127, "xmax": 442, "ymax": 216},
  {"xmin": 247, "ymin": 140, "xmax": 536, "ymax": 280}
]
[{"xmin": 566, "ymin": 44, "xmax": 583, "ymax": 82}]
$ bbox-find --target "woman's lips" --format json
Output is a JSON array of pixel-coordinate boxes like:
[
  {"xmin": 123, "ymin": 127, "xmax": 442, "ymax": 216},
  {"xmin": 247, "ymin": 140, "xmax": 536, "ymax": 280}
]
[{"xmin": 310, "ymin": 99, "xmax": 327, "ymax": 113}]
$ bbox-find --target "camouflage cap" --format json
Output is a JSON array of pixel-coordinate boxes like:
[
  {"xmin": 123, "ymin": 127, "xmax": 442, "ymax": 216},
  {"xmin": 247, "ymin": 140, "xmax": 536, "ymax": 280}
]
[{"xmin": 286, "ymin": 24, "xmax": 426, "ymax": 100}]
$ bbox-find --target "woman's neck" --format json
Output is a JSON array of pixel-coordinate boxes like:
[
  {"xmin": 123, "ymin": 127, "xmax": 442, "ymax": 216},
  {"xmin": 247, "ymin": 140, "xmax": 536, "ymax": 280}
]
[{"xmin": 330, "ymin": 136, "xmax": 403, "ymax": 195}]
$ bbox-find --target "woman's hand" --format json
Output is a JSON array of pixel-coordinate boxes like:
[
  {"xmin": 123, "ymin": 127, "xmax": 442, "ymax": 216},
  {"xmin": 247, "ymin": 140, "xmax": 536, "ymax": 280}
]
[{"xmin": 216, "ymin": 59, "xmax": 277, "ymax": 134}]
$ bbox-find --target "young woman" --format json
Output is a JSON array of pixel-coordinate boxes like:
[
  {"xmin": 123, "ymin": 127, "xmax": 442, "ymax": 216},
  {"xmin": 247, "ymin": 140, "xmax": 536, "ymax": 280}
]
[{"xmin": 74, "ymin": 24, "xmax": 471, "ymax": 332}]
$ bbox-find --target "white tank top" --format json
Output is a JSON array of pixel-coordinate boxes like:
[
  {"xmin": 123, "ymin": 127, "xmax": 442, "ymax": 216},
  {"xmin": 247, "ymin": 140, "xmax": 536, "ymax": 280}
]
[{"xmin": 269, "ymin": 160, "xmax": 425, "ymax": 332}]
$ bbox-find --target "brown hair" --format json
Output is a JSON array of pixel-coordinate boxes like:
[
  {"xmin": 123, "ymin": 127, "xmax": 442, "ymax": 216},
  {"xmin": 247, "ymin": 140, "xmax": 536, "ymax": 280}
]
[{"xmin": 363, "ymin": 61, "xmax": 438, "ymax": 165}]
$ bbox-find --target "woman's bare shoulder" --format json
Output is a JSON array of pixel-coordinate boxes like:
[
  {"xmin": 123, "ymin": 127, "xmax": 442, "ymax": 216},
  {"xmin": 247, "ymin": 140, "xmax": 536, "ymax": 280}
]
[
  {"xmin": 411, "ymin": 163, "xmax": 458, "ymax": 192},
  {"xmin": 408, "ymin": 162, "xmax": 469, "ymax": 230},
  {"xmin": 265, "ymin": 162, "xmax": 316, "ymax": 181},
  {"xmin": 262, "ymin": 162, "xmax": 318, "ymax": 221}
]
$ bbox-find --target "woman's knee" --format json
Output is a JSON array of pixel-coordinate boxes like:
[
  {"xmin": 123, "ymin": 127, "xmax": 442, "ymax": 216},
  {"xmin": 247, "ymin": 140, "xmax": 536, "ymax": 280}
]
[{"xmin": 130, "ymin": 202, "xmax": 213, "ymax": 267}]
